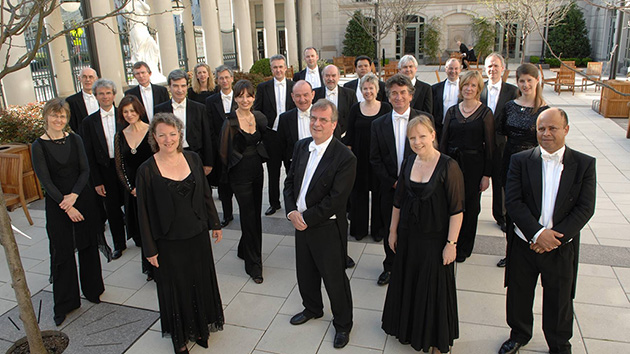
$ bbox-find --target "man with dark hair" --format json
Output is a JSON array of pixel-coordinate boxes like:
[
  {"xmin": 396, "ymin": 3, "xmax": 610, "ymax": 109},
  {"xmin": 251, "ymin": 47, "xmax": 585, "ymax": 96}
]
[
  {"xmin": 66, "ymin": 67, "xmax": 99, "ymax": 132},
  {"xmin": 499, "ymin": 107, "xmax": 595, "ymax": 354},
  {"xmin": 124, "ymin": 61, "xmax": 170, "ymax": 122},
  {"xmin": 398, "ymin": 55, "xmax": 433, "ymax": 114},
  {"xmin": 254, "ymin": 54, "xmax": 296, "ymax": 216},
  {"xmin": 293, "ymin": 47, "xmax": 322, "ymax": 89},
  {"xmin": 432, "ymin": 57, "xmax": 462, "ymax": 138},
  {"xmin": 370, "ymin": 73, "xmax": 434, "ymax": 285},
  {"xmin": 284, "ymin": 99, "xmax": 355, "ymax": 349},
  {"xmin": 343, "ymin": 55, "xmax": 386, "ymax": 102},
  {"xmin": 313, "ymin": 65, "xmax": 357, "ymax": 140}
]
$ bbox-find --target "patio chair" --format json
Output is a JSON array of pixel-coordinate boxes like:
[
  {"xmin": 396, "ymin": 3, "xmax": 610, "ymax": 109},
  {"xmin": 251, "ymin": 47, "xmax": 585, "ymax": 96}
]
[
  {"xmin": 539, "ymin": 64, "xmax": 558, "ymax": 90},
  {"xmin": 556, "ymin": 66, "xmax": 576, "ymax": 95},
  {"xmin": 581, "ymin": 61, "xmax": 603, "ymax": 92},
  {"xmin": 0, "ymin": 153, "xmax": 33, "ymax": 225},
  {"xmin": 435, "ymin": 70, "xmax": 441, "ymax": 83}
]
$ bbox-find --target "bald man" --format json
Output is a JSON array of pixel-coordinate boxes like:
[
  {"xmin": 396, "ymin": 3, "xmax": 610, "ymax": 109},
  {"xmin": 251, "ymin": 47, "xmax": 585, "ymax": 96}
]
[
  {"xmin": 313, "ymin": 65, "xmax": 357, "ymax": 140},
  {"xmin": 65, "ymin": 67, "xmax": 99, "ymax": 132}
]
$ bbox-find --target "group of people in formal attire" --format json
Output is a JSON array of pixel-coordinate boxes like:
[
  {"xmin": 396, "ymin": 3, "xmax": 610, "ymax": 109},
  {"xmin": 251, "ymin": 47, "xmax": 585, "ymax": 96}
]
[{"xmin": 31, "ymin": 46, "xmax": 595, "ymax": 354}]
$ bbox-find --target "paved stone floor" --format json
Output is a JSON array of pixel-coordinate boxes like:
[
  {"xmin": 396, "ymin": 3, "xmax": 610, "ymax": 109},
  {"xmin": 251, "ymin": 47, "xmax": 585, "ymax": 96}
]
[{"xmin": 2, "ymin": 68, "xmax": 630, "ymax": 353}]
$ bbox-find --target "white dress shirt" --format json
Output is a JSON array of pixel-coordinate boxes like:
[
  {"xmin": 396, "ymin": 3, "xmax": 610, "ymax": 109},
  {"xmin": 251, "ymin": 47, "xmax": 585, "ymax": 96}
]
[
  {"xmin": 221, "ymin": 90, "xmax": 233, "ymax": 114},
  {"xmin": 355, "ymin": 81, "xmax": 365, "ymax": 103},
  {"xmin": 140, "ymin": 84, "xmax": 154, "ymax": 121},
  {"xmin": 443, "ymin": 79, "xmax": 460, "ymax": 121},
  {"xmin": 297, "ymin": 106, "xmax": 312, "ymax": 140},
  {"xmin": 515, "ymin": 146, "xmax": 566, "ymax": 243},
  {"xmin": 392, "ymin": 108, "xmax": 410, "ymax": 174},
  {"xmin": 411, "ymin": 77, "xmax": 417, "ymax": 87},
  {"xmin": 273, "ymin": 78, "xmax": 287, "ymax": 131},
  {"xmin": 296, "ymin": 135, "xmax": 334, "ymax": 213},
  {"xmin": 83, "ymin": 91, "xmax": 99, "ymax": 116},
  {"xmin": 305, "ymin": 67, "xmax": 321, "ymax": 89},
  {"xmin": 487, "ymin": 80, "xmax": 502, "ymax": 114},
  {"xmin": 325, "ymin": 86, "xmax": 339, "ymax": 108},
  {"xmin": 100, "ymin": 107, "xmax": 116, "ymax": 159},
  {"xmin": 172, "ymin": 99, "xmax": 189, "ymax": 148}
]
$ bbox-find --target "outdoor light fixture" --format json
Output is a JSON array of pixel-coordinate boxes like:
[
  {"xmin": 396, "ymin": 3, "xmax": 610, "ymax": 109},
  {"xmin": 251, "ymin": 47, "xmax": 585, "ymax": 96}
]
[
  {"xmin": 172, "ymin": 0, "xmax": 185, "ymax": 16},
  {"xmin": 60, "ymin": 0, "xmax": 81, "ymax": 12}
]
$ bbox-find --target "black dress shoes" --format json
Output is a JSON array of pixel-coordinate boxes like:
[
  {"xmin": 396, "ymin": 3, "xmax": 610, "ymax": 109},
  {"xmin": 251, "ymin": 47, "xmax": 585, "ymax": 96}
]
[
  {"xmin": 253, "ymin": 276, "xmax": 264, "ymax": 284},
  {"xmin": 498, "ymin": 339, "xmax": 524, "ymax": 354},
  {"xmin": 54, "ymin": 314, "xmax": 66, "ymax": 326},
  {"xmin": 497, "ymin": 257, "xmax": 507, "ymax": 268},
  {"xmin": 333, "ymin": 331, "xmax": 350, "ymax": 348},
  {"xmin": 112, "ymin": 249, "xmax": 124, "ymax": 260},
  {"xmin": 498, "ymin": 221, "xmax": 507, "ymax": 232},
  {"xmin": 372, "ymin": 234, "xmax": 383, "ymax": 242},
  {"xmin": 377, "ymin": 271, "xmax": 391, "ymax": 285},
  {"xmin": 346, "ymin": 256, "xmax": 356, "ymax": 269},
  {"xmin": 265, "ymin": 206, "xmax": 278, "ymax": 216},
  {"xmin": 290, "ymin": 311, "xmax": 322, "ymax": 325},
  {"xmin": 221, "ymin": 216, "xmax": 234, "ymax": 227},
  {"xmin": 86, "ymin": 295, "xmax": 101, "ymax": 304}
]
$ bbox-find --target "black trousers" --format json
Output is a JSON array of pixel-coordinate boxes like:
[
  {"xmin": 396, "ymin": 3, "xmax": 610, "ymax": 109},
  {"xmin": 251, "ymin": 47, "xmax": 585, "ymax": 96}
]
[
  {"xmin": 218, "ymin": 181, "xmax": 234, "ymax": 219},
  {"xmin": 263, "ymin": 130, "xmax": 282, "ymax": 209},
  {"xmin": 101, "ymin": 161, "xmax": 126, "ymax": 251},
  {"xmin": 378, "ymin": 187, "xmax": 396, "ymax": 272},
  {"xmin": 231, "ymin": 173, "xmax": 264, "ymax": 278},
  {"xmin": 491, "ymin": 140, "xmax": 506, "ymax": 224},
  {"xmin": 296, "ymin": 220, "xmax": 353, "ymax": 332},
  {"xmin": 349, "ymin": 189, "xmax": 380, "ymax": 239},
  {"xmin": 52, "ymin": 245, "xmax": 104, "ymax": 317},
  {"xmin": 457, "ymin": 153, "xmax": 484, "ymax": 259},
  {"xmin": 507, "ymin": 237, "xmax": 575, "ymax": 354}
]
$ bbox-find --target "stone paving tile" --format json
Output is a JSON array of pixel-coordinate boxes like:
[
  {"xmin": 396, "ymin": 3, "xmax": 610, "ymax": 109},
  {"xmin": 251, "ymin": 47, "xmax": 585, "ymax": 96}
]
[
  {"xmin": 574, "ymin": 275, "xmax": 630, "ymax": 307},
  {"xmin": 191, "ymin": 324, "xmax": 264, "ymax": 354},
  {"xmin": 574, "ymin": 303, "xmax": 630, "ymax": 342},
  {"xmin": 323, "ymin": 308, "xmax": 386, "ymax": 350},
  {"xmin": 240, "ymin": 267, "xmax": 297, "ymax": 298},
  {"xmin": 256, "ymin": 313, "xmax": 329, "ymax": 354},
  {"xmin": 224, "ymin": 292, "xmax": 285, "ymax": 330},
  {"xmin": 583, "ymin": 338, "xmax": 630, "ymax": 353},
  {"xmin": 215, "ymin": 272, "xmax": 249, "ymax": 306}
]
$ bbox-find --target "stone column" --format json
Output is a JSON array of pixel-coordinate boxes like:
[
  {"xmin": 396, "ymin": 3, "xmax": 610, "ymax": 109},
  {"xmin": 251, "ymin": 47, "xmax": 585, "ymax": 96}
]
[
  {"xmin": 199, "ymin": 0, "xmax": 223, "ymax": 69},
  {"xmin": 45, "ymin": 7, "xmax": 75, "ymax": 97},
  {"xmin": 182, "ymin": 0, "xmax": 198, "ymax": 71},
  {"xmin": 233, "ymin": 0, "xmax": 254, "ymax": 71},
  {"xmin": 151, "ymin": 0, "xmax": 180, "ymax": 74},
  {"xmin": 299, "ymin": 0, "xmax": 312, "ymax": 51},
  {"xmin": 284, "ymin": 0, "xmax": 298, "ymax": 68},
  {"xmin": 263, "ymin": 0, "xmax": 278, "ymax": 57},
  {"xmin": 89, "ymin": 0, "xmax": 126, "ymax": 100},
  {"xmin": 0, "ymin": 32, "xmax": 36, "ymax": 105}
]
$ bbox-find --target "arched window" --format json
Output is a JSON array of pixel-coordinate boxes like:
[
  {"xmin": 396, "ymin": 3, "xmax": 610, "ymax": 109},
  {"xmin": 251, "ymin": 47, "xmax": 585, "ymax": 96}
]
[{"xmin": 396, "ymin": 15, "xmax": 425, "ymax": 60}]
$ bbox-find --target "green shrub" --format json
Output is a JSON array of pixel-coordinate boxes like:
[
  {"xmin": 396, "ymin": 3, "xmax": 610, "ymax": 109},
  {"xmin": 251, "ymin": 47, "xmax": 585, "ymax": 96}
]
[
  {"xmin": 471, "ymin": 17, "xmax": 495, "ymax": 60},
  {"xmin": 249, "ymin": 58, "xmax": 272, "ymax": 77},
  {"xmin": 342, "ymin": 11, "xmax": 376, "ymax": 58},
  {"xmin": 544, "ymin": 58, "xmax": 561, "ymax": 67},
  {"xmin": 547, "ymin": 3, "xmax": 591, "ymax": 59},
  {"xmin": 234, "ymin": 71, "xmax": 266, "ymax": 91},
  {"xmin": 529, "ymin": 56, "xmax": 540, "ymax": 64},
  {"xmin": 423, "ymin": 17, "xmax": 442, "ymax": 64},
  {"xmin": 0, "ymin": 102, "xmax": 46, "ymax": 144}
]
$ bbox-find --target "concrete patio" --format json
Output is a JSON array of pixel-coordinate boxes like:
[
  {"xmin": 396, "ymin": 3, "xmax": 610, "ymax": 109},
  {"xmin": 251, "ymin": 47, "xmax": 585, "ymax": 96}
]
[{"xmin": 1, "ymin": 68, "xmax": 630, "ymax": 353}]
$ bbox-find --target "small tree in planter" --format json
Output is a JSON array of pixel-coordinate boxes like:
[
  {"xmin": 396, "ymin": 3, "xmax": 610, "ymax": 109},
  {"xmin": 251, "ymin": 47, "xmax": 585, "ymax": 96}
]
[
  {"xmin": 471, "ymin": 17, "xmax": 496, "ymax": 61},
  {"xmin": 342, "ymin": 11, "xmax": 376, "ymax": 58},
  {"xmin": 423, "ymin": 17, "xmax": 442, "ymax": 65}
]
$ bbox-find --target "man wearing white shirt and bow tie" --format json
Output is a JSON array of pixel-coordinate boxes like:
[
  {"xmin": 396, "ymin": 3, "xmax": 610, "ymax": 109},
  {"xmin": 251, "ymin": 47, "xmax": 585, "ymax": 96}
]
[
  {"xmin": 254, "ymin": 54, "xmax": 296, "ymax": 216},
  {"xmin": 499, "ymin": 108, "xmax": 595, "ymax": 354},
  {"xmin": 278, "ymin": 80, "xmax": 314, "ymax": 171},
  {"xmin": 313, "ymin": 65, "xmax": 357, "ymax": 140},
  {"xmin": 293, "ymin": 47, "xmax": 322, "ymax": 89},
  {"xmin": 370, "ymin": 74, "xmax": 434, "ymax": 285},
  {"xmin": 124, "ymin": 61, "xmax": 170, "ymax": 123},
  {"xmin": 66, "ymin": 67, "xmax": 99, "ymax": 133},
  {"xmin": 432, "ymin": 58, "xmax": 462, "ymax": 138},
  {"xmin": 343, "ymin": 56, "xmax": 387, "ymax": 102},
  {"xmin": 480, "ymin": 53, "xmax": 518, "ymax": 238}
]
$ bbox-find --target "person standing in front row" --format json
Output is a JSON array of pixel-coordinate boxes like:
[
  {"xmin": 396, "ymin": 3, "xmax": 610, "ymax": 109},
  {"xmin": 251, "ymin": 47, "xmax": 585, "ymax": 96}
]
[
  {"xmin": 284, "ymin": 99, "xmax": 356, "ymax": 349},
  {"xmin": 498, "ymin": 108, "xmax": 595, "ymax": 354}
]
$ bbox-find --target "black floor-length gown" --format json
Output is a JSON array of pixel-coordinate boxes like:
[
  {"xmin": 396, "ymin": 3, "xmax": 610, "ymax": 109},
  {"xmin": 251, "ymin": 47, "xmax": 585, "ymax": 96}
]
[{"xmin": 382, "ymin": 154, "xmax": 465, "ymax": 353}]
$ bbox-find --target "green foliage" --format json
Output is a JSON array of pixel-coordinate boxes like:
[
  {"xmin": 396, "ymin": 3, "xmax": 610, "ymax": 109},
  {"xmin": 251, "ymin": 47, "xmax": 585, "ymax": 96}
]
[
  {"xmin": 530, "ymin": 56, "xmax": 540, "ymax": 64},
  {"xmin": 547, "ymin": 2, "xmax": 591, "ymax": 58},
  {"xmin": 423, "ymin": 17, "xmax": 442, "ymax": 64},
  {"xmin": 249, "ymin": 58, "xmax": 272, "ymax": 77},
  {"xmin": 471, "ymin": 17, "xmax": 495, "ymax": 60},
  {"xmin": 234, "ymin": 71, "xmax": 266, "ymax": 91},
  {"xmin": 0, "ymin": 102, "xmax": 46, "ymax": 144},
  {"xmin": 342, "ymin": 11, "xmax": 376, "ymax": 57}
]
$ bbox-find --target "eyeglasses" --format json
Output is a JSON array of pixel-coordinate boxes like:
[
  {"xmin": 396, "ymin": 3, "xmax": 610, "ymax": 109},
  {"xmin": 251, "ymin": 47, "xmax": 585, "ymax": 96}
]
[{"xmin": 310, "ymin": 117, "xmax": 332, "ymax": 124}]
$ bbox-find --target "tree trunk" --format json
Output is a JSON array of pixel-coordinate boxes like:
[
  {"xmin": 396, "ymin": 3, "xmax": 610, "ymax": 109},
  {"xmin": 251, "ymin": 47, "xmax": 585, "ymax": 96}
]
[{"xmin": 0, "ymin": 192, "xmax": 47, "ymax": 354}]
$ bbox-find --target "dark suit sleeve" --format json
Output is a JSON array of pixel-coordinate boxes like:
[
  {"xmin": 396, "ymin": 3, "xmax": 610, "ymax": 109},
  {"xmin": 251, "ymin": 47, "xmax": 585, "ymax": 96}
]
[
  {"xmin": 283, "ymin": 141, "xmax": 301, "ymax": 214},
  {"xmin": 253, "ymin": 83, "xmax": 265, "ymax": 112},
  {"xmin": 277, "ymin": 112, "xmax": 290, "ymax": 167},
  {"xmin": 136, "ymin": 162, "xmax": 158, "ymax": 258},
  {"xmin": 421, "ymin": 84, "xmax": 433, "ymax": 114},
  {"xmin": 80, "ymin": 118, "xmax": 105, "ymax": 186},
  {"xmin": 199, "ymin": 105, "xmax": 214, "ymax": 167},
  {"xmin": 505, "ymin": 153, "xmax": 545, "ymax": 240},
  {"xmin": 370, "ymin": 120, "xmax": 397, "ymax": 189}
]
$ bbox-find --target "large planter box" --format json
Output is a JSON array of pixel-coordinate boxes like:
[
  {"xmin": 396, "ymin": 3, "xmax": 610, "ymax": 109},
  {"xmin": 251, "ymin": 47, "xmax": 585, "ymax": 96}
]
[
  {"xmin": 0, "ymin": 143, "xmax": 44, "ymax": 205},
  {"xmin": 599, "ymin": 80, "xmax": 630, "ymax": 118}
]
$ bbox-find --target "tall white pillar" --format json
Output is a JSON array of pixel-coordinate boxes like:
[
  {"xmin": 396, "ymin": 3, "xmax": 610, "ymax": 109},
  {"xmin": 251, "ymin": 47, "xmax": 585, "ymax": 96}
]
[
  {"xmin": 0, "ymin": 32, "xmax": 36, "ymax": 105},
  {"xmin": 233, "ymin": 0, "xmax": 254, "ymax": 71},
  {"xmin": 199, "ymin": 0, "xmax": 224, "ymax": 69},
  {"xmin": 182, "ymin": 0, "xmax": 198, "ymax": 71},
  {"xmin": 45, "ymin": 7, "xmax": 75, "ymax": 97},
  {"xmin": 90, "ymin": 0, "xmax": 126, "ymax": 100},
  {"xmin": 299, "ymin": 0, "xmax": 313, "ymax": 51},
  {"xmin": 263, "ymin": 0, "xmax": 278, "ymax": 57},
  {"xmin": 151, "ymin": 0, "xmax": 180, "ymax": 74},
  {"xmin": 284, "ymin": 0, "xmax": 298, "ymax": 68}
]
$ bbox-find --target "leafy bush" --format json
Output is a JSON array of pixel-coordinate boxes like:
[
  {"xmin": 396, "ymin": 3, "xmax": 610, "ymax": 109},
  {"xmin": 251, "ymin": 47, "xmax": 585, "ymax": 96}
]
[
  {"xmin": 342, "ymin": 11, "xmax": 376, "ymax": 58},
  {"xmin": 249, "ymin": 58, "xmax": 272, "ymax": 77},
  {"xmin": 233, "ymin": 71, "xmax": 266, "ymax": 91},
  {"xmin": 423, "ymin": 17, "xmax": 442, "ymax": 64},
  {"xmin": 530, "ymin": 56, "xmax": 540, "ymax": 64},
  {"xmin": 547, "ymin": 3, "xmax": 591, "ymax": 58},
  {"xmin": 471, "ymin": 17, "xmax": 495, "ymax": 60},
  {"xmin": 0, "ymin": 102, "xmax": 46, "ymax": 144}
]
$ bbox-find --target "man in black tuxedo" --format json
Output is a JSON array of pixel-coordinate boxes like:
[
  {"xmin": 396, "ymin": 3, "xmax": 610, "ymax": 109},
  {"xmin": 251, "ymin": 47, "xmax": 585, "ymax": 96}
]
[
  {"xmin": 253, "ymin": 54, "xmax": 296, "ymax": 216},
  {"xmin": 284, "ymin": 99, "xmax": 355, "ymax": 349},
  {"xmin": 398, "ymin": 54, "xmax": 432, "ymax": 114},
  {"xmin": 80, "ymin": 79, "xmax": 126, "ymax": 259},
  {"xmin": 206, "ymin": 65, "xmax": 235, "ymax": 227},
  {"xmin": 457, "ymin": 40, "xmax": 470, "ymax": 69},
  {"xmin": 124, "ymin": 61, "xmax": 170, "ymax": 122},
  {"xmin": 277, "ymin": 80, "xmax": 314, "ymax": 171},
  {"xmin": 370, "ymin": 74, "xmax": 434, "ymax": 285},
  {"xmin": 66, "ymin": 67, "xmax": 99, "ymax": 133},
  {"xmin": 480, "ymin": 53, "xmax": 519, "ymax": 263},
  {"xmin": 313, "ymin": 65, "xmax": 357, "ymax": 140},
  {"xmin": 154, "ymin": 69, "xmax": 214, "ymax": 174},
  {"xmin": 432, "ymin": 58, "xmax": 462, "ymax": 138},
  {"xmin": 293, "ymin": 47, "xmax": 322, "ymax": 89},
  {"xmin": 343, "ymin": 55, "xmax": 387, "ymax": 102},
  {"xmin": 499, "ymin": 108, "xmax": 596, "ymax": 354}
]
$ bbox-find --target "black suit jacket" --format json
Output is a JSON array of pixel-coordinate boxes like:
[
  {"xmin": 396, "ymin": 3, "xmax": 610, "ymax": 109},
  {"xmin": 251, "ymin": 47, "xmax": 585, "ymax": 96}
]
[
  {"xmin": 370, "ymin": 109, "xmax": 434, "ymax": 191},
  {"xmin": 411, "ymin": 79, "xmax": 433, "ymax": 114},
  {"xmin": 505, "ymin": 146, "xmax": 596, "ymax": 296},
  {"xmin": 431, "ymin": 80, "xmax": 463, "ymax": 135},
  {"xmin": 277, "ymin": 108, "xmax": 302, "ymax": 168},
  {"xmin": 293, "ymin": 67, "xmax": 323, "ymax": 86},
  {"xmin": 66, "ymin": 91, "xmax": 89, "ymax": 133},
  {"xmin": 313, "ymin": 86, "xmax": 358, "ymax": 139},
  {"xmin": 480, "ymin": 81, "xmax": 518, "ymax": 145},
  {"xmin": 253, "ymin": 78, "xmax": 296, "ymax": 130},
  {"xmin": 343, "ymin": 79, "xmax": 387, "ymax": 102},
  {"xmin": 80, "ymin": 109, "xmax": 124, "ymax": 186},
  {"xmin": 124, "ymin": 84, "xmax": 170, "ymax": 123},
  {"xmin": 154, "ymin": 99, "xmax": 214, "ymax": 167},
  {"xmin": 284, "ymin": 137, "xmax": 356, "ymax": 233},
  {"xmin": 205, "ymin": 92, "xmax": 235, "ymax": 144}
]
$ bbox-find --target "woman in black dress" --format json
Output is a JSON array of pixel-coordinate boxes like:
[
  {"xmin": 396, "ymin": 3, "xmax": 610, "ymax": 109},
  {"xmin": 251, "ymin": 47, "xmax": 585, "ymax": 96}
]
[
  {"xmin": 496, "ymin": 63, "xmax": 549, "ymax": 267},
  {"xmin": 114, "ymin": 95, "xmax": 153, "ymax": 280},
  {"xmin": 382, "ymin": 115, "xmax": 465, "ymax": 353},
  {"xmin": 219, "ymin": 79, "xmax": 268, "ymax": 284},
  {"xmin": 136, "ymin": 113, "xmax": 223, "ymax": 354},
  {"xmin": 32, "ymin": 98, "xmax": 111, "ymax": 326},
  {"xmin": 440, "ymin": 70, "xmax": 494, "ymax": 263},
  {"xmin": 345, "ymin": 73, "xmax": 391, "ymax": 241},
  {"xmin": 187, "ymin": 62, "xmax": 216, "ymax": 104}
]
